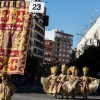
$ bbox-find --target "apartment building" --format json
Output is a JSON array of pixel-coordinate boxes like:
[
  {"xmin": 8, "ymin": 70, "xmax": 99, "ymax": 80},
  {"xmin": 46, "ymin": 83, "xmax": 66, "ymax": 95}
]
[
  {"xmin": 28, "ymin": 0, "xmax": 46, "ymax": 63},
  {"xmin": 76, "ymin": 16, "xmax": 100, "ymax": 58},
  {"xmin": 43, "ymin": 39, "xmax": 55, "ymax": 65},
  {"xmin": 44, "ymin": 29, "xmax": 73, "ymax": 65}
]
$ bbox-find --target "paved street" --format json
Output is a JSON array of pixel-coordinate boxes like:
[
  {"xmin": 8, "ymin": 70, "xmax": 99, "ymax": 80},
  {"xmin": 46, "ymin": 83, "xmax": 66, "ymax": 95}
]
[
  {"xmin": 12, "ymin": 82, "xmax": 100, "ymax": 100},
  {"xmin": 12, "ymin": 93, "xmax": 100, "ymax": 100}
]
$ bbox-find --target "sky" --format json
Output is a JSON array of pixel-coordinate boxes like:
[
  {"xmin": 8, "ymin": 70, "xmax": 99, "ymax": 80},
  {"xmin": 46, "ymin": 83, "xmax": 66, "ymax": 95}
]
[{"xmin": 42, "ymin": 0, "xmax": 100, "ymax": 48}]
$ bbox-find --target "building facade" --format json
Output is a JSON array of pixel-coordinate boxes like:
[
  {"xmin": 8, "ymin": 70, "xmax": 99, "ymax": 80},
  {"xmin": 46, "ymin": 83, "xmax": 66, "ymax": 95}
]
[
  {"xmin": 44, "ymin": 29, "xmax": 73, "ymax": 65},
  {"xmin": 43, "ymin": 39, "xmax": 55, "ymax": 65},
  {"xmin": 28, "ymin": 0, "xmax": 46, "ymax": 63},
  {"xmin": 76, "ymin": 16, "xmax": 100, "ymax": 58}
]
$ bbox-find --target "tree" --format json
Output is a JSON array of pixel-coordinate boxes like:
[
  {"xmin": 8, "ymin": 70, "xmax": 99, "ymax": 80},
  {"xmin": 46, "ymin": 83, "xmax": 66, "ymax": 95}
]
[
  {"xmin": 68, "ymin": 45, "xmax": 100, "ymax": 75},
  {"xmin": 25, "ymin": 55, "xmax": 44, "ymax": 75}
]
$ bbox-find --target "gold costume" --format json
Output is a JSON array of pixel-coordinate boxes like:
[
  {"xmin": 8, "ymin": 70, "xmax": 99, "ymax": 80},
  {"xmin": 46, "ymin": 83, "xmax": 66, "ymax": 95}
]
[
  {"xmin": 57, "ymin": 64, "xmax": 68, "ymax": 94},
  {"xmin": 80, "ymin": 66, "xmax": 100, "ymax": 99},
  {"xmin": 41, "ymin": 66, "xmax": 58, "ymax": 97},
  {"xmin": 0, "ymin": 74, "xmax": 17, "ymax": 100},
  {"xmin": 66, "ymin": 66, "xmax": 80, "ymax": 98}
]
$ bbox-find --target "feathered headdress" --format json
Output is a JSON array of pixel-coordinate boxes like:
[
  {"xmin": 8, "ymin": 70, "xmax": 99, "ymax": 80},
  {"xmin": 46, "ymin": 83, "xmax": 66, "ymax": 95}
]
[
  {"xmin": 70, "ymin": 66, "xmax": 76, "ymax": 73},
  {"xmin": 67, "ymin": 68, "xmax": 71, "ymax": 75},
  {"xmin": 61, "ymin": 64, "xmax": 68, "ymax": 72},
  {"xmin": 51, "ymin": 66, "xmax": 58, "ymax": 74},
  {"xmin": 75, "ymin": 69, "xmax": 79, "ymax": 76},
  {"xmin": 82, "ymin": 66, "xmax": 89, "ymax": 74}
]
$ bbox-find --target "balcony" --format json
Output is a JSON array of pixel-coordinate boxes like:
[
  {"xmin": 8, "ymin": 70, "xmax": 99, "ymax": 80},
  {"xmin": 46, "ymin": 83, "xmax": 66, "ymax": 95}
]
[
  {"xmin": 35, "ymin": 19, "xmax": 44, "ymax": 29},
  {"xmin": 36, "ymin": 13, "xmax": 44, "ymax": 19},
  {"xmin": 44, "ymin": 54, "xmax": 50, "ymax": 57},
  {"xmin": 35, "ymin": 25, "xmax": 44, "ymax": 36},
  {"xmin": 34, "ymin": 40, "xmax": 43, "ymax": 49},
  {"xmin": 67, "ymin": 41, "xmax": 73, "ymax": 46},
  {"xmin": 44, "ymin": 47, "xmax": 52, "ymax": 51},
  {"xmin": 34, "ymin": 33, "xmax": 44, "ymax": 43}
]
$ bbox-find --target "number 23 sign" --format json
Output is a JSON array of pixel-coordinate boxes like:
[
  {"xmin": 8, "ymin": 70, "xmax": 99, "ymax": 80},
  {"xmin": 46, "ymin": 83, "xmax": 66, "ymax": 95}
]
[{"xmin": 29, "ymin": 2, "xmax": 45, "ymax": 13}]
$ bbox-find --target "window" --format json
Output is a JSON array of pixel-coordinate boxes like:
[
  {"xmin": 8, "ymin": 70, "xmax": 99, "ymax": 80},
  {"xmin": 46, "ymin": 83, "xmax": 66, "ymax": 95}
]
[
  {"xmin": 60, "ymin": 35, "xmax": 63, "ymax": 37},
  {"xmin": 67, "ymin": 55, "xmax": 69, "ymax": 57},
  {"xmin": 64, "ymin": 36, "xmax": 66, "ymax": 38},
  {"xmin": 66, "ymin": 59, "xmax": 69, "ymax": 62},
  {"xmin": 63, "ymin": 45, "xmax": 66, "ymax": 48},
  {"xmin": 67, "ymin": 46, "xmax": 70, "ymax": 48},
  {"xmin": 45, "ymin": 42, "xmax": 47, "ymax": 44},
  {"xmin": 56, "ymin": 53, "xmax": 59, "ymax": 56},
  {"xmin": 63, "ymin": 49, "xmax": 65, "ymax": 52},
  {"xmin": 64, "ymin": 40, "xmax": 66, "ymax": 42},
  {"xmin": 56, "ymin": 44, "xmax": 60, "ymax": 46},
  {"xmin": 67, "ymin": 50, "xmax": 72, "ymax": 53},
  {"xmin": 48, "ymin": 58, "xmax": 51, "ymax": 61},
  {"xmin": 59, "ymin": 49, "xmax": 62, "ymax": 52},
  {"xmin": 59, "ymin": 54, "xmax": 62, "ymax": 56},
  {"xmin": 49, "ymin": 42, "xmax": 52, "ymax": 45},
  {"xmin": 55, "ymin": 33, "xmax": 60, "ymax": 37},
  {"xmin": 57, "ymin": 48, "xmax": 59, "ymax": 51},
  {"xmin": 63, "ymin": 59, "xmax": 65, "ymax": 61},
  {"xmin": 90, "ymin": 39, "xmax": 92, "ymax": 43},
  {"xmin": 63, "ymin": 54, "xmax": 65, "ymax": 57},
  {"xmin": 94, "ymin": 30, "xmax": 99, "ymax": 39},
  {"xmin": 68, "ymin": 36, "xmax": 73, "ymax": 40}
]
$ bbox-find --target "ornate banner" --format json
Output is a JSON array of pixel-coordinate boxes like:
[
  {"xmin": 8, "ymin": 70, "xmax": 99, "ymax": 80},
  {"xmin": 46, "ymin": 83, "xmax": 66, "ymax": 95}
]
[{"xmin": 0, "ymin": 1, "xmax": 32, "ymax": 75}]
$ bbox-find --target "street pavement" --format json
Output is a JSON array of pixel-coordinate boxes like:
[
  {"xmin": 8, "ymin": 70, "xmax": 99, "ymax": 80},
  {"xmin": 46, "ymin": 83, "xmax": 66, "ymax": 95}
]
[{"xmin": 12, "ymin": 82, "xmax": 100, "ymax": 100}]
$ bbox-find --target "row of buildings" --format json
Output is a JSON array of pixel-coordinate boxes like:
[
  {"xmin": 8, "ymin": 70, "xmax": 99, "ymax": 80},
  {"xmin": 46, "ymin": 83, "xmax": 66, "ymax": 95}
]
[
  {"xmin": 28, "ymin": 0, "xmax": 74, "ymax": 67},
  {"xmin": 27, "ymin": 0, "xmax": 100, "ymax": 67}
]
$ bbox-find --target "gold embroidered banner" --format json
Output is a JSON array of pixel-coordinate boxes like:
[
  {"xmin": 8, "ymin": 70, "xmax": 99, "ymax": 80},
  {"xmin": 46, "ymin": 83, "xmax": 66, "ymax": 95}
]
[{"xmin": 0, "ymin": 1, "xmax": 32, "ymax": 75}]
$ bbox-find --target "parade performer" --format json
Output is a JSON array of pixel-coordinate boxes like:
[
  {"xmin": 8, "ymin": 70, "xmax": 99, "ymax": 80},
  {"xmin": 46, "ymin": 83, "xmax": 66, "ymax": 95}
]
[
  {"xmin": 66, "ymin": 66, "xmax": 80, "ymax": 99},
  {"xmin": 57, "ymin": 64, "xmax": 68, "ymax": 98},
  {"xmin": 41, "ymin": 66, "xmax": 58, "ymax": 98},
  {"xmin": 0, "ymin": 73, "xmax": 17, "ymax": 100},
  {"xmin": 41, "ymin": 67, "xmax": 54, "ymax": 95},
  {"xmin": 80, "ymin": 66, "xmax": 100, "ymax": 100}
]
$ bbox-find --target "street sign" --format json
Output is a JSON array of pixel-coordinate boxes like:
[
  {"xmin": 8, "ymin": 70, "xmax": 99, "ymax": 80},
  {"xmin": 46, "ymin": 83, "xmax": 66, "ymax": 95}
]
[{"xmin": 29, "ymin": 2, "xmax": 45, "ymax": 13}]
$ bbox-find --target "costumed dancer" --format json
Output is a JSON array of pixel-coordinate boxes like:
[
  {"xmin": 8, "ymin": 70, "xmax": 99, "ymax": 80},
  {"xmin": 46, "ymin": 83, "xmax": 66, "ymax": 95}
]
[
  {"xmin": 66, "ymin": 66, "xmax": 80, "ymax": 99},
  {"xmin": 80, "ymin": 66, "xmax": 100, "ymax": 100},
  {"xmin": 41, "ymin": 66, "xmax": 53, "ymax": 95},
  {"xmin": 57, "ymin": 64, "xmax": 68, "ymax": 98},
  {"xmin": 41, "ymin": 66, "xmax": 58, "ymax": 98},
  {"xmin": 0, "ymin": 73, "xmax": 17, "ymax": 100}
]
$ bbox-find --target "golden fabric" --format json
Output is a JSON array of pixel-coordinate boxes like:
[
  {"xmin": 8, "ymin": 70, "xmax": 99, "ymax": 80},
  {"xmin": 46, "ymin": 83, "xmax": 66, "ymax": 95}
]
[
  {"xmin": 87, "ymin": 79, "xmax": 99, "ymax": 95},
  {"xmin": 81, "ymin": 79, "xmax": 100, "ymax": 95},
  {"xmin": 41, "ymin": 77, "xmax": 50, "ymax": 94},
  {"xmin": 0, "ymin": 82, "xmax": 17, "ymax": 100},
  {"xmin": 41, "ymin": 75, "xmax": 58, "ymax": 95},
  {"xmin": 66, "ymin": 76, "xmax": 80, "ymax": 94},
  {"xmin": 57, "ymin": 72, "xmax": 67, "ymax": 82},
  {"xmin": 0, "ymin": 1, "xmax": 32, "ymax": 75}
]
